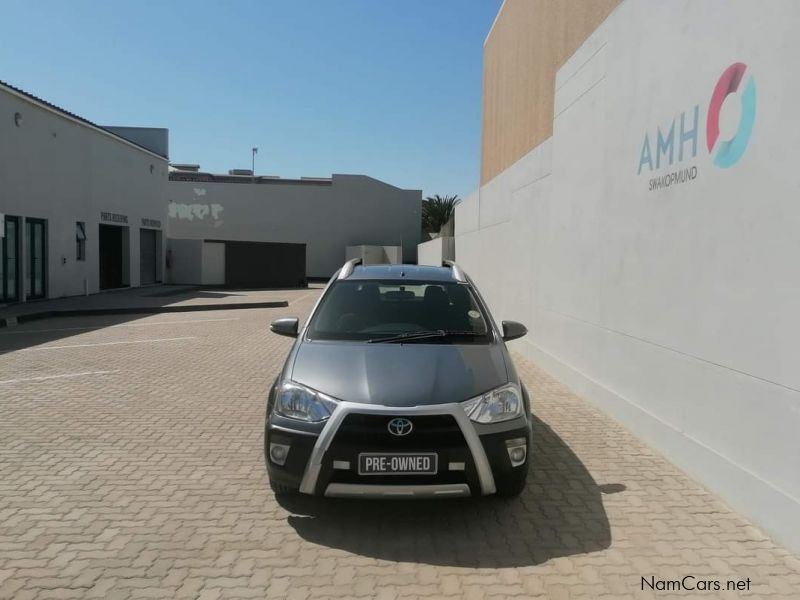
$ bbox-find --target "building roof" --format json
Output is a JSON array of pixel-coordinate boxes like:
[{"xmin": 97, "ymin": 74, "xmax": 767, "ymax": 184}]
[
  {"xmin": 346, "ymin": 264, "xmax": 460, "ymax": 282},
  {"xmin": 169, "ymin": 170, "xmax": 332, "ymax": 185},
  {"xmin": 0, "ymin": 79, "xmax": 168, "ymax": 160}
]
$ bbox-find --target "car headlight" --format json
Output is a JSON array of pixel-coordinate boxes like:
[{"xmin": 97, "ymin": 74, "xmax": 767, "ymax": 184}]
[
  {"xmin": 274, "ymin": 381, "xmax": 337, "ymax": 422},
  {"xmin": 461, "ymin": 383, "xmax": 523, "ymax": 424}
]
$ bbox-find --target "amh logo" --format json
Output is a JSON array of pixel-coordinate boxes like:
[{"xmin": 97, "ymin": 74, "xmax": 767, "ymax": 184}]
[
  {"xmin": 706, "ymin": 62, "xmax": 756, "ymax": 169},
  {"xmin": 637, "ymin": 62, "xmax": 757, "ymax": 175}
]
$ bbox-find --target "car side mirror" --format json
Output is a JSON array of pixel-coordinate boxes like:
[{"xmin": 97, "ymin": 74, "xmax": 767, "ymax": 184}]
[
  {"xmin": 270, "ymin": 317, "xmax": 299, "ymax": 338},
  {"xmin": 501, "ymin": 320, "xmax": 527, "ymax": 342}
]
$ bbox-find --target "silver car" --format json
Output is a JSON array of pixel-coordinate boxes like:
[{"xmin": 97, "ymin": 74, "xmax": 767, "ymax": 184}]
[{"xmin": 265, "ymin": 260, "xmax": 531, "ymax": 498}]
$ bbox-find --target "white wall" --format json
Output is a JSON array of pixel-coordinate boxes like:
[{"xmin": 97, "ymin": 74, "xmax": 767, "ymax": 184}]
[
  {"xmin": 346, "ymin": 245, "xmax": 383, "ymax": 265},
  {"xmin": 417, "ymin": 236, "xmax": 455, "ymax": 266},
  {"xmin": 345, "ymin": 245, "xmax": 402, "ymax": 266},
  {"xmin": 166, "ymin": 238, "xmax": 202, "ymax": 285},
  {"xmin": 383, "ymin": 246, "xmax": 402, "ymax": 265},
  {"xmin": 201, "ymin": 242, "xmax": 225, "ymax": 285},
  {"xmin": 0, "ymin": 85, "xmax": 168, "ymax": 299},
  {"xmin": 457, "ymin": 0, "xmax": 800, "ymax": 552},
  {"xmin": 103, "ymin": 126, "xmax": 168, "ymax": 159},
  {"xmin": 168, "ymin": 175, "xmax": 421, "ymax": 278}
]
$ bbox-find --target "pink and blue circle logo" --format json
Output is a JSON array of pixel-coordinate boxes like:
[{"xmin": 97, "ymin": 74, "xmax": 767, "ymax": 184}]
[{"xmin": 706, "ymin": 62, "xmax": 756, "ymax": 168}]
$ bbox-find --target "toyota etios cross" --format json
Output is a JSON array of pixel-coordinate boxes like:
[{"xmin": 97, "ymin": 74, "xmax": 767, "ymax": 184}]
[{"xmin": 265, "ymin": 259, "xmax": 531, "ymax": 498}]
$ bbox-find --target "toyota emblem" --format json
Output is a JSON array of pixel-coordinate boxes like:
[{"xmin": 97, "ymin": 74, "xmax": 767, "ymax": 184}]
[{"xmin": 387, "ymin": 417, "xmax": 413, "ymax": 436}]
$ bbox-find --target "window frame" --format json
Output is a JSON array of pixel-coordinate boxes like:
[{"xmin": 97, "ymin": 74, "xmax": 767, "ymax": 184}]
[{"xmin": 76, "ymin": 221, "xmax": 86, "ymax": 261}]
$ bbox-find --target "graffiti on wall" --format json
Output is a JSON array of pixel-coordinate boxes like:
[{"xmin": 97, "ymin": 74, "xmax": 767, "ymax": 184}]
[{"xmin": 168, "ymin": 187, "xmax": 224, "ymax": 227}]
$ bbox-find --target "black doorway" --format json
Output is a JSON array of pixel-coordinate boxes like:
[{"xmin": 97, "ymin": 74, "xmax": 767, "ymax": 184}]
[
  {"xmin": 99, "ymin": 224, "xmax": 125, "ymax": 290},
  {"xmin": 139, "ymin": 228, "xmax": 158, "ymax": 285}
]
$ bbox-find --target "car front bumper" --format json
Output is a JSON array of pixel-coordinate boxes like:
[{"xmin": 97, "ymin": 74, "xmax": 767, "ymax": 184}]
[{"xmin": 265, "ymin": 401, "xmax": 530, "ymax": 497}]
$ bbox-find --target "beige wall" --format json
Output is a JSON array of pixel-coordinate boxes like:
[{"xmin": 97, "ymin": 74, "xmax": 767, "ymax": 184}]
[{"xmin": 481, "ymin": 0, "xmax": 621, "ymax": 184}]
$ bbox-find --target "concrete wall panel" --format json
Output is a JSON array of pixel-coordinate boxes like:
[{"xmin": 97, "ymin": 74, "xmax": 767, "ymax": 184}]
[
  {"xmin": 417, "ymin": 236, "xmax": 455, "ymax": 267},
  {"xmin": 454, "ymin": 190, "xmax": 480, "ymax": 236},
  {"xmin": 166, "ymin": 238, "xmax": 202, "ymax": 285},
  {"xmin": 459, "ymin": 0, "xmax": 800, "ymax": 552}
]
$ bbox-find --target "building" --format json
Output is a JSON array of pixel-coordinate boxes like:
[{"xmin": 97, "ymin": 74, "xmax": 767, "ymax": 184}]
[
  {"xmin": 456, "ymin": 0, "xmax": 800, "ymax": 551},
  {"xmin": 1, "ymin": 81, "xmax": 421, "ymax": 300},
  {"xmin": 0, "ymin": 81, "xmax": 169, "ymax": 303},
  {"xmin": 167, "ymin": 168, "xmax": 420, "ymax": 286}
]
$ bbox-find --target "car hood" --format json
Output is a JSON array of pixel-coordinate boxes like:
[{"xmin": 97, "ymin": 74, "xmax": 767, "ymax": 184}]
[{"xmin": 289, "ymin": 340, "xmax": 509, "ymax": 407}]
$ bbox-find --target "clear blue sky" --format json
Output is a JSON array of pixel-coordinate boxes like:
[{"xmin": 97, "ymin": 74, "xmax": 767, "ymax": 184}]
[{"xmin": 1, "ymin": 0, "xmax": 501, "ymax": 198}]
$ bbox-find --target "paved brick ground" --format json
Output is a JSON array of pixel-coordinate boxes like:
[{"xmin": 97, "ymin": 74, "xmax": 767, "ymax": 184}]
[
  {"xmin": 0, "ymin": 285, "xmax": 313, "ymax": 325},
  {"xmin": 1, "ymin": 288, "xmax": 798, "ymax": 599}
]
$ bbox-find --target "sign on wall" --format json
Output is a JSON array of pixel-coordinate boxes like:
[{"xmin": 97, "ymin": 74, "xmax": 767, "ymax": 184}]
[
  {"xmin": 141, "ymin": 218, "xmax": 162, "ymax": 228},
  {"xmin": 100, "ymin": 211, "xmax": 128, "ymax": 224},
  {"xmin": 637, "ymin": 62, "xmax": 757, "ymax": 191}
]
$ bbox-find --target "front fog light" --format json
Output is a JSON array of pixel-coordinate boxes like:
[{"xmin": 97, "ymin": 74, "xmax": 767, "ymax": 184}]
[
  {"xmin": 270, "ymin": 443, "xmax": 290, "ymax": 466},
  {"xmin": 506, "ymin": 438, "xmax": 527, "ymax": 467}
]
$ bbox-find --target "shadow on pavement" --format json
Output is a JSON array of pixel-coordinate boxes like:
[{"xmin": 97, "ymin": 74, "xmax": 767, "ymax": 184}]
[
  {"xmin": 0, "ymin": 314, "xmax": 160, "ymax": 354},
  {"xmin": 279, "ymin": 415, "xmax": 620, "ymax": 567},
  {"xmin": 0, "ymin": 286, "xmax": 304, "ymax": 352}
]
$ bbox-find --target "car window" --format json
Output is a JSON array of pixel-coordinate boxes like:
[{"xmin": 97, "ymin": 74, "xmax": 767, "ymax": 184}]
[{"xmin": 307, "ymin": 280, "xmax": 492, "ymax": 342}]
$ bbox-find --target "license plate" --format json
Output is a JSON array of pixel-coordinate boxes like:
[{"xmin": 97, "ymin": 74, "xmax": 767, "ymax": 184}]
[{"xmin": 358, "ymin": 453, "xmax": 438, "ymax": 475}]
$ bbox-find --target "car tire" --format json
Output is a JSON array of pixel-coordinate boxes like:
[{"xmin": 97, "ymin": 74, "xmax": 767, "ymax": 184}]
[
  {"xmin": 494, "ymin": 468, "xmax": 528, "ymax": 498},
  {"xmin": 269, "ymin": 480, "xmax": 298, "ymax": 496}
]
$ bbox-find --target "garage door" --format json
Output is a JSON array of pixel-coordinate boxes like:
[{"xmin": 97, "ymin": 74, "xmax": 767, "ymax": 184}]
[{"xmin": 223, "ymin": 241, "xmax": 306, "ymax": 288}]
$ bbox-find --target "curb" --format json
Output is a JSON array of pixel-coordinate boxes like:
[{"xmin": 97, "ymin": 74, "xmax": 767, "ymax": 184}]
[{"xmin": 0, "ymin": 301, "xmax": 289, "ymax": 328}]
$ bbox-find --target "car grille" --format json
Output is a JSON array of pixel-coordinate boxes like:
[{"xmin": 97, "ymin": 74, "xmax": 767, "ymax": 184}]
[
  {"xmin": 321, "ymin": 413, "xmax": 477, "ymax": 487},
  {"xmin": 334, "ymin": 413, "xmax": 466, "ymax": 448}
]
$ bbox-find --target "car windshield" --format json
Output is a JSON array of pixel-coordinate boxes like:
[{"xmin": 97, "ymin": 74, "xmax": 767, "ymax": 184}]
[{"xmin": 307, "ymin": 279, "xmax": 492, "ymax": 343}]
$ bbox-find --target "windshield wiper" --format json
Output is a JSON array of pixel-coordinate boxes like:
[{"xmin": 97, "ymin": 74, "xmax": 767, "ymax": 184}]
[{"xmin": 367, "ymin": 330, "xmax": 484, "ymax": 344}]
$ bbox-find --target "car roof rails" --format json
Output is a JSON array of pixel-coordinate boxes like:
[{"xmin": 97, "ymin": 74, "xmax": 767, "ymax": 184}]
[
  {"xmin": 338, "ymin": 257, "xmax": 362, "ymax": 280},
  {"xmin": 443, "ymin": 260, "xmax": 466, "ymax": 283}
]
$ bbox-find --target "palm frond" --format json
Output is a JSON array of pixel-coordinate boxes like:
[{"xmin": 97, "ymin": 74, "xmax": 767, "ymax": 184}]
[{"xmin": 421, "ymin": 194, "xmax": 461, "ymax": 234}]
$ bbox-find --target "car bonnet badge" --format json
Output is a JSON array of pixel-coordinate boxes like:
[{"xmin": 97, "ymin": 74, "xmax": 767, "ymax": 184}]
[{"xmin": 387, "ymin": 417, "xmax": 413, "ymax": 436}]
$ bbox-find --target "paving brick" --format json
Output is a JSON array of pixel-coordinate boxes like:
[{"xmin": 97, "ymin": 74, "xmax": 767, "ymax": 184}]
[{"xmin": 0, "ymin": 289, "xmax": 798, "ymax": 599}]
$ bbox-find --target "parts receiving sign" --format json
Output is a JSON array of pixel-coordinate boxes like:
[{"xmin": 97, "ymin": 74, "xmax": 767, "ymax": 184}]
[{"xmin": 100, "ymin": 212, "xmax": 128, "ymax": 224}]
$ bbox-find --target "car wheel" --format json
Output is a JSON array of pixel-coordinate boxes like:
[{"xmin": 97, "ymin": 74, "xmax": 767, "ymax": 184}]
[
  {"xmin": 494, "ymin": 468, "xmax": 528, "ymax": 498},
  {"xmin": 269, "ymin": 480, "xmax": 298, "ymax": 496}
]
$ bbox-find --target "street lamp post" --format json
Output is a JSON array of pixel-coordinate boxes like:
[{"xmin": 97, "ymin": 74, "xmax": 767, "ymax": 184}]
[{"xmin": 251, "ymin": 147, "xmax": 258, "ymax": 176}]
